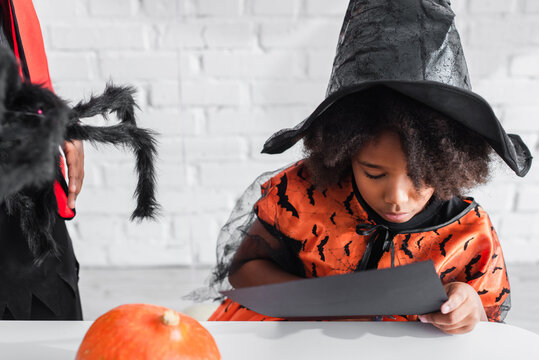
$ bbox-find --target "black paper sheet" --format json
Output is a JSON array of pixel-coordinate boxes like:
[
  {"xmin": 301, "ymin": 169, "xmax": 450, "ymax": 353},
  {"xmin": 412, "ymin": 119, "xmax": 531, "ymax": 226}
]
[{"xmin": 222, "ymin": 261, "xmax": 448, "ymax": 319}]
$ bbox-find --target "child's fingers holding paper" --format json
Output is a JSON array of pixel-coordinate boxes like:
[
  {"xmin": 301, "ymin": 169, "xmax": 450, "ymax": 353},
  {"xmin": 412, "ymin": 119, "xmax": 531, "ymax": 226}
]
[
  {"xmin": 418, "ymin": 281, "xmax": 486, "ymax": 334},
  {"xmin": 441, "ymin": 282, "xmax": 468, "ymax": 314}
]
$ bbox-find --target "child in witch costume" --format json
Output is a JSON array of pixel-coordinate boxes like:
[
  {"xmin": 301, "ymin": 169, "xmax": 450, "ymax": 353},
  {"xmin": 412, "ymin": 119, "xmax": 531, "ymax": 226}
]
[{"xmin": 200, "ymin": 0, "xmax": 533, "ymax": 334}]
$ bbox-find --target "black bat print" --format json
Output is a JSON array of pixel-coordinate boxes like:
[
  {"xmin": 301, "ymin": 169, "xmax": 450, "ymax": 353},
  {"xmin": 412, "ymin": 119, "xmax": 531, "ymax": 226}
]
[
  {"xmin": 307, "ymin": 185, "xmax": 315, "ymax": 205},
  {"xmin": 495, "ymin": 288, "xmax": 510, "ymax": 302},
  {"xmin": 440, "ymin": 266, "xmax": 456, "ymax": 281},
  {"xmin": 439, "ymin": 234, "xmax": 453, "ymax": 257},
  {"xmin": 464, "ymin": 237, "xmax": 474, "ymax": 251},
  {"xmin": 276, "ymin": 174, "xmax": 299, "ymax": 218},
  {"xmin": 465, "ymin": 255, "xmax": 485, "ymax": 282},
  {"xmin": 400, "ymin": 234, "xmax": 413, "ymax": 259},
  {"xmin": 344, "ymin": 192, "xmax": 354, "ymax": 216},
  {"xmin": 344, "ymin": 240, "xmax": 352, "ymax": 256},
  {"xmin": 317, "ymin": 236, "xmax": 329, "ymax": 262},
  {"xmin": 474, "ymin": 205, "xmax": 481, "ymax": 218},
  {"xmin": 416, "ymin": 236, "xmax": 424, "ymax": 251}
]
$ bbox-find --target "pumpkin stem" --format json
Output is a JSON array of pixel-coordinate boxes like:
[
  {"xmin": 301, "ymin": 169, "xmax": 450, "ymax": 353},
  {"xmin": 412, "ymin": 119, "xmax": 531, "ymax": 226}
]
[{"xmin": 161, "ymin": 310, "xmax": 181, "ymax": 326}]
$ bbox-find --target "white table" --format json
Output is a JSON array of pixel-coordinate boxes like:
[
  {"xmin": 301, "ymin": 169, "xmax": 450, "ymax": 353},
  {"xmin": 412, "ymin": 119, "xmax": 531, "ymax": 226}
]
[{"xmin": 0, "ymin": 321, "xmax": 537, "ymax": 359}]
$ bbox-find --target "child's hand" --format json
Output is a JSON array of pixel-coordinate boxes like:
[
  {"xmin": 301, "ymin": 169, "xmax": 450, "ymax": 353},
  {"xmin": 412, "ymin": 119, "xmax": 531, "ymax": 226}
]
[{"xmin": 417, "ymin": 282, "xmax": 487, "ymax": 334}]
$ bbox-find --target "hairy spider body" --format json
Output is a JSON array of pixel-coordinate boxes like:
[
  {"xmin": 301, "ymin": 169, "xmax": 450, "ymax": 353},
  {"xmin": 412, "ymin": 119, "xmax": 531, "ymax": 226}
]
[{"xmin": 0, "ymin": 46, "xmax": 159, "ymax": 262}]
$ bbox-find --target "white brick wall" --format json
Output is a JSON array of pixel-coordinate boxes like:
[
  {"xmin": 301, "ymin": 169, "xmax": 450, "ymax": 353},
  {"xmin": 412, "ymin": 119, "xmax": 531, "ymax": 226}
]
[{"xmin": 32, "ymin": 0, "xmax": 539, "ymax": 266}]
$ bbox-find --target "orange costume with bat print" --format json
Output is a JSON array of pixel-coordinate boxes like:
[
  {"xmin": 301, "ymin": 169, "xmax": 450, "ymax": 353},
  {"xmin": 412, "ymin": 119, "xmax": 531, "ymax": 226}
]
[{"xmin": 209, "ymin": 162, "xmax": 510, "ymax": 322}]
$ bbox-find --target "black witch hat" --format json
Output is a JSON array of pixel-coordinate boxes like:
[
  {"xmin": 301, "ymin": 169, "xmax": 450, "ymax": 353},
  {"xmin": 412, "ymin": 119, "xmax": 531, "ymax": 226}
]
[{"xmin": 262, "ymin": 0, "xmax": 532, "ymax": 177}]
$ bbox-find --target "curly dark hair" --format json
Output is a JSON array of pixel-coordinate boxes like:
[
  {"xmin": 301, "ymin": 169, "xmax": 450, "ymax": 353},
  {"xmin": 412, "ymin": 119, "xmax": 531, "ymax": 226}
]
[{"xmin": 303, "ymin": 86, "xmax": 492, "ymax": 200}]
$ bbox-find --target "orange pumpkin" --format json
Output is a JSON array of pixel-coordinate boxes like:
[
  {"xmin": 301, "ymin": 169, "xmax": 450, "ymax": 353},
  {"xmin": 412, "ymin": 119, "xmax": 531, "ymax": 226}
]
[{"xmin": 76, "ymin": 303, "xmax": 221, "ymax": 360}]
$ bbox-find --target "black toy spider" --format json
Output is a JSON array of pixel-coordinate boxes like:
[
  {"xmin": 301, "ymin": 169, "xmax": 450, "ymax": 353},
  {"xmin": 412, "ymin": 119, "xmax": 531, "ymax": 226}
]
[{"xmin": 0, "ymin": 46, "xmax": 159, "ymax": 262}]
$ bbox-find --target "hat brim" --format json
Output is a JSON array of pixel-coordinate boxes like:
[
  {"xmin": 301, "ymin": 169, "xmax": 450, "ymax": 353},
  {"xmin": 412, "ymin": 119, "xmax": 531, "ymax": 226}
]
[{"xmin": 262, "ymin": 80, "xmax": 532, "ymax": 177}]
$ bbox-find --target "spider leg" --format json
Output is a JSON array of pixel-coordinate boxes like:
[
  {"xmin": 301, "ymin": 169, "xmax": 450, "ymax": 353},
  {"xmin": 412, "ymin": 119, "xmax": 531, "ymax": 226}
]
[
  {"xmin": 66, "ymin": 123, "xmax": 159, "ymax": 220},
  {"xmin": 70, "ymin": 84, "xmax": 137, "ymax": 125}
]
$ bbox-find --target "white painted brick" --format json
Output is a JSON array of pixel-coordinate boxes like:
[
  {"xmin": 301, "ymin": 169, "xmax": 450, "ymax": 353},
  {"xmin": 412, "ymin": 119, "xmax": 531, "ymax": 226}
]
[
  {"xmin": 53, "ymin": 81, "xmax": 117, "ymax": 103},
  {"xmin": 469, "ymin": 20, "xmax": 535, "ymax": 46},
  {"xmin": 158, "ymin": 137, "xmax": 184, "ymax": 161},
  {"xmin": 50, "ymin": 24, "xmax": 149, "ymax": 50},
  {"xmin": 252, "ymin": 0, "xmax": 301, "ymax": 16},
  {"xmin": 510, "ymin": 54, "xmax": 539, "ymax": 77},
  {"xmin": 524, "ymin": 0, "xmax": 539, "ymax": 13},
  {"xmin": 101, "ymin": 163, "xmax": 139, "ymax": 188},
  {"xmin": 206, "ymin": 107, "xmax": 310, "ymax": 135},
  {"xmin": 138, "ymin": 109, "xmax": 204, "ymax": 136},
  {"xmin": 47, "ymin": 52, "xmax": 97, "ymax": 80},
  {"xmin": 160, "ymin": 188, "xmax": 233, "ymax": 213},
  {"xmin": 79, "ymin": 164, "xmax": 103, "ymax": 188},
  {"xmin": 199, "ymin": 162, "xmax": 278, "ymax": 188},
  {"xmin": 469, "ymin": 184, "xmax": 516, "ymax": 212},
  {"xmin": 160, "ymin": 23, "xmax": 205, "ymax": 49},
  {"xmin": 450, "ymin": 0, "xmax": 469, "ymax": 14},
  {"xmin": 260, "ymin": 21, "xmax": 341, "ymax": 49},
  {"xmin": 502, "ymin": 107, "xmax": 539, "ymax": 132},
  {"xmin": 203, "ymin": 51, "xmax": 306, "ymax": 79},
  {"xmin": 307, "ymin": 50, "xmax": 336, "ymax": 80},
  {"xmin": 150, "ymin": 82, "xmax": 181, "ymax": 107},
  {"xmin": 125, "ymin": 219, "xmax": 170, "ymax": 243},
  {"xmin": 83, "ymin": 144, "xmax": 132, "ymax": 168},
  {"xmin": 252, "ymin": 81, "xmax": 325, "ymax": 105},
  {"xmin": 465, "ymin": 48, "xmax": 509, "ymax": 78},
  {"xmin": 484, "ymin": 211, "xmax": 502, "ymax": 231},
  {"xmin": 180, "ymin": 81, "xmax": 245, "ymax": 106},
  {"xmin": 107, "ymin": 243, "xmax": 192, "ymax": 266},
  {"xmin": 204, "ymin": 23, "xmax": 255, "ymax": 48},
  {"xmin": 500, "ymin": 238, "xmax": 539, "ymax": 263},
  {"xmin": 34, "ymin": 0, "xmax": 85, "ymax": 19},
  {"xmin": 175, "ymin": 215, "xmax": 221, "ymax": 264},
  {"xmin": 469, "ymin": 0, "xmax": 516, "ymax": 14},
  {"xmin": 141, "ymin": 0, "xmax": 178, "ymax": 18},
  {"xmin": 474, "ymin": 79, "xmax": 539, "ymax": 105},
  {"xmin": 184, "ymin": 137, "xmax": 249, "ymax": 161},
  {"xmin": 70, "ymin": 241, "xmax": 110, "ymax": 266},
  {"xmin": 500, "ymin": 213, "xmax": 539, "ymax": 237},
  {"xmin": 100, "ymin": 53, "xmax": 179, "ymax": 80},
  {"xmin": 72, "ymin": 216, "xmax": 125, "ymax": 244},
  {"xmin": 193, "ymin": 223, "xmax": 219, "ymax": 264},
  {"xmin": 196, "ymin": 0, "xmax": 242, "ymax": 16},
  {"xmin": 179, "ymin": 53, "xmax": 203, "ymax": 79},
  {"xmin": 89, "ymin": 0, "xmax": 138, "ymax": 17},
  {"xmin": 516, "ymin": 186, "xmax": 539, "ymax": 211},
  {"xmin": 304, "ymin": 0, "xmax": 349, "ymax": 16},
  {"xmin": 171, "ymin": 216, "xmax": 191, "ymax": 246},
  {"xmin": 179, "ymin": 0, "xmax": 197, "ymax": 16},
  {"xmin": 158, "ymin": 163, "xmax": 195, "ymax": 188},
  {"xmin": 76, "ymin": 189, "xmax": 136, "ymax": 215},
  {"xmin": 532, "ymin": 26, "xmax": 539, "ymax": 45}
]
